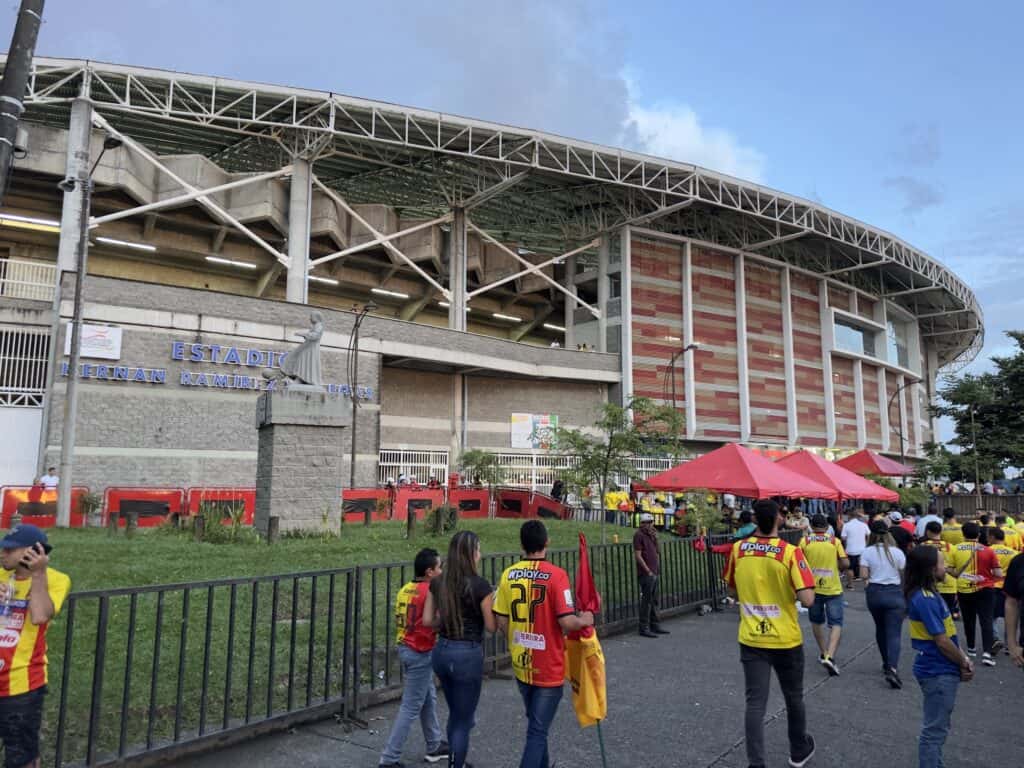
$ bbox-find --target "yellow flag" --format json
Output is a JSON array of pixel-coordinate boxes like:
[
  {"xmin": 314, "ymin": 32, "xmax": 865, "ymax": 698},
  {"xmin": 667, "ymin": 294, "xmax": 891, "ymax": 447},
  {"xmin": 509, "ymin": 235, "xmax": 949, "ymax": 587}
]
[{"xmin": 565, "ymin": 631, "xmax": 607, "ymax": 728}]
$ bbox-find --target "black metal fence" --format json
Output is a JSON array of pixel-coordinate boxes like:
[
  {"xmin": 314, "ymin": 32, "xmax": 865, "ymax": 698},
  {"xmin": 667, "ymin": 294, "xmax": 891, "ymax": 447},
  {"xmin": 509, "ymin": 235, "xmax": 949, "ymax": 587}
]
[{"xmin": 44, "ymin": 534, "xmax": 742, "ymax": 767}]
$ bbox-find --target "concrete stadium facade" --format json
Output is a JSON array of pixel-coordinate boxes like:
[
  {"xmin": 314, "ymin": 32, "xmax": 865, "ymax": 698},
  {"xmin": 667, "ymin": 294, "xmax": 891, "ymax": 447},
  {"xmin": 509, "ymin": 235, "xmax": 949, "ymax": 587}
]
[{"xmin": 0, "ymin": 58, "xmax": 983, "ymax": 491}]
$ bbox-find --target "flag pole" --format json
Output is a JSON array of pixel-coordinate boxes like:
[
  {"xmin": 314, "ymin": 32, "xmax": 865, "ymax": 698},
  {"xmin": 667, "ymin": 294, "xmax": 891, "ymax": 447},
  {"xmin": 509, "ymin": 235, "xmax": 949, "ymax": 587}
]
[{"xmin": 596, "ymin": 721, "xmax": 609, "ymax": 768}]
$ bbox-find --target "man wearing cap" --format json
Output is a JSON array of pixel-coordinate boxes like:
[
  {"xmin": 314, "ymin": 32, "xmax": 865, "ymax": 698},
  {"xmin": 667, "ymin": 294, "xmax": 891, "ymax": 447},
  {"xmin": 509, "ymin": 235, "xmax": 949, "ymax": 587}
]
[
  {"xmin": 0, "ymin": 525, "xmax": 71, "ymax": 768},
  {"xmin": 887, "ymin": 511, "xmax": 913, "ymax": 554},
  {"xmin": 634, "ymin": 513, "xmax": 668, "ymax": 638}
]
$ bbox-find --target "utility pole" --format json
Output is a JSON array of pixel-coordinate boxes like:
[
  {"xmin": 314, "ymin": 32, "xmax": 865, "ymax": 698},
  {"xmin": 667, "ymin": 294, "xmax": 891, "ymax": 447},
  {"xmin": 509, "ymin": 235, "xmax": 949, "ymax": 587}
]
[
  {"xmin": 0, "ymin": 0, "xmax": 45, "ymax": 202},
  {"xmin": 969, "ymin": 405, "xmax": 981, "ymax": 498}
]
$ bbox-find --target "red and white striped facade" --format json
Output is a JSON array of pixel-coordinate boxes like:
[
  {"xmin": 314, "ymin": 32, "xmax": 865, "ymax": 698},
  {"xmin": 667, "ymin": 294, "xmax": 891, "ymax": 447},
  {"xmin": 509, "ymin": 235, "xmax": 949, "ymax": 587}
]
[{"xmin": 624, "ymin": 229, "xmax": 935, "ymax": 458}]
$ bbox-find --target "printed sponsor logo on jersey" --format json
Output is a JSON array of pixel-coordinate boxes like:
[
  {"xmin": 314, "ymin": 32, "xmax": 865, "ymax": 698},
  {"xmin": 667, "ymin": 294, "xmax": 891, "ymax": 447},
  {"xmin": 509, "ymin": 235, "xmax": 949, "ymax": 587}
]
[
  {"xmin": 506, "ymin": 568, "xmax": 552, "ymax": 581},
  {"xmin": 740, "ymin": 603, "xmax": 781, "ymax": 618},
  {"xmin": 0, "ymin": 629, "xmax": 20, "ymax": 648},
  {"xmin": 812, "ymin": 568, "xmax": 834, "ymax": 578},
  {"xmin": 513, "ymin": 630, "xmax": 547, "ymax": 650},
  {"xmin": 563, "ymin": 589, "xmax": 574, "ymax": 608},
  {"xmin": 739, "ymin": 541, "xmax": 784, "ymax": 556}
]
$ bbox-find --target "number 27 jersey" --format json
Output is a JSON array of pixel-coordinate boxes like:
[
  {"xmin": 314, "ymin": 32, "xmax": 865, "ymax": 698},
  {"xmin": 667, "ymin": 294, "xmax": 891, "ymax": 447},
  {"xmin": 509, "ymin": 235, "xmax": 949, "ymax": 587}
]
[{"xmin": 493, "ymin": 559, "xmax": 575, "ymax": 687}]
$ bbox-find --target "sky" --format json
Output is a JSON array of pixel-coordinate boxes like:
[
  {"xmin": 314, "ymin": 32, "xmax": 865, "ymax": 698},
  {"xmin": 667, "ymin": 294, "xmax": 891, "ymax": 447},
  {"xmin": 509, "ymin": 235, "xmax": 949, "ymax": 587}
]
[{"xmin": 7, "ymin": 0, "xmax": 1022, "ymax": 439}]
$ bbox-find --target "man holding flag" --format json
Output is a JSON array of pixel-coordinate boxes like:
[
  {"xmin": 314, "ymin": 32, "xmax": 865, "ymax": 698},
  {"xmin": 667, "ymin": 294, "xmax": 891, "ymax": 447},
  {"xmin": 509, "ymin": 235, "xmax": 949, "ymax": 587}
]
[{"xmin": 494, "ymin": 521, "xmax": 595, "ymax": 768}]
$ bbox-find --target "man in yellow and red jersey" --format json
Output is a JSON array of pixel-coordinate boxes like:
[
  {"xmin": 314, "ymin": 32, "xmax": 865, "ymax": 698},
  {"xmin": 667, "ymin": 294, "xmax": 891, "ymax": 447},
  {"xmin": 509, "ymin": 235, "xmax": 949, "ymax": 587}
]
[
  {"xmin": 494, "ymin": 521, "xmax": 593, "ymax": 768},
  {"xmin": 940, "ymin": 509, "xmax": 964, "ymax": 547},
  {"xmin": 379, "ymin": 548, "xmax": 448, "ymax": 768},
  {"xmin": 987, "ymin": 528, "xmax": 1018, "ymax": 654},
  {"xmin": 0, "ymin": 525, "xmax": 71, "ymax": 768},
  {"xmin": 949, "ymin": 522, "xmax": 1003, "ymax": 667},
  {"xmin": 724, "ymin": 500, "xmax": 816, "ymax": 768},
  {"xmin": 800, "ymin": 514, "xmax": 849, "ymax": 676},
  {"xmin": 921, "ymin": 521, "xmax": 960, "ymax": 620}
]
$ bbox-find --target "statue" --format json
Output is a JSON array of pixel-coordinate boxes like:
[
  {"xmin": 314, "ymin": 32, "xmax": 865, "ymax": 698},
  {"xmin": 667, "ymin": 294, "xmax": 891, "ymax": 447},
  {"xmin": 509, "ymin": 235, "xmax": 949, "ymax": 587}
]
[{"xmin": 263, "ymin": 311, "xmax": 324, "ymax": 388}]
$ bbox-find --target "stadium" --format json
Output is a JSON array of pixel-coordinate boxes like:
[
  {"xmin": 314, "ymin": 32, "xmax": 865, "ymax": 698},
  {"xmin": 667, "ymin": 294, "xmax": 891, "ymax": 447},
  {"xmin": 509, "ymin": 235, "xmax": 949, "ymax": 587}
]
[{"xmin": 0, "ymin": 57, "xmax": 984, "ymax": 503}]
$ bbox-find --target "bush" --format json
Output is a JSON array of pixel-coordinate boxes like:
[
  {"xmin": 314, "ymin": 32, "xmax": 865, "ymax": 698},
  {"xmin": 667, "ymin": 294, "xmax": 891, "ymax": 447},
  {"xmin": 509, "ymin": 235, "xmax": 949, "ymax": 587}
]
[{"xmin": 427, "ymin": 505, "xmax": 458, "ymax": 536}]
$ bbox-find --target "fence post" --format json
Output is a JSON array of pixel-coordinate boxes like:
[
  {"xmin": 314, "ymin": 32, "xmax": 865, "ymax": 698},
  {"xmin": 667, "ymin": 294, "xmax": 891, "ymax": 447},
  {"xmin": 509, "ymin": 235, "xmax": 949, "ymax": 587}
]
[
  {"xmin": 107, "ymin": 511, "xmax": 119, "ymax": 535},
  {"xmin": 126, "ymin": 510, "xmax": 138, "ymax": 538},
  {"xmin": 704, "ymin": 533, "xmax": 721, "ymax": 611},
  {"xmin": 352, "ymin": 567, "xmax": 363, "ymax": 719}
]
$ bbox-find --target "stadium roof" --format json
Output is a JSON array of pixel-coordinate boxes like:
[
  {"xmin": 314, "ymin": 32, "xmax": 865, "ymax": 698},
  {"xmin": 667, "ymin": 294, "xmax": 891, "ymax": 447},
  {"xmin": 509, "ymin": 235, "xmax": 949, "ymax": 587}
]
[{"xmin": 3, "ymin": 57, "xmax": 982, "ymax": 369}]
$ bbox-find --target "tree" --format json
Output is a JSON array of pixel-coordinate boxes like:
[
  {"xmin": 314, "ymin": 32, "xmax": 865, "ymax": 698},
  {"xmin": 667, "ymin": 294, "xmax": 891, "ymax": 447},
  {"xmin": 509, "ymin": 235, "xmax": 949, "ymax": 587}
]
[
  {"xmin": 544, "ymin": 397, "xmax": 685, "ymax": 544},
  {"xmin": 457, "ymin": 450, "xmax": 506, "ymax": 517},
  {"xmin": 915, "ymin": 441, "xmax": 952, "ymax": 485},
  {"xmin": 932, "ymin": 331, "xmax": 1024, "ymax": 482}
]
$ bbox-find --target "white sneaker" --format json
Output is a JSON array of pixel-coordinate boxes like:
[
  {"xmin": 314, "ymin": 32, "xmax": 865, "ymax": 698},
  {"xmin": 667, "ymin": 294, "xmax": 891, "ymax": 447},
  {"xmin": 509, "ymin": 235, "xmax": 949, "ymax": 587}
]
[
  {"xmin": 966, "ymin": 647, "xmax": 977, "ymax": 657},
  {"xmin": 982, "ymin": 653, "xmax": 996, "ymax": 667}
]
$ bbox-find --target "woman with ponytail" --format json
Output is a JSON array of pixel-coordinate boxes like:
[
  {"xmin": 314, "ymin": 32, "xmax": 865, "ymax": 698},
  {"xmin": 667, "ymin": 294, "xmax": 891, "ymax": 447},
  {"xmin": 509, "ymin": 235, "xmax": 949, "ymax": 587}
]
[
  {"xmin": 860, "ymin": 519, "xmax": 907, "ymax": 689},
  {"xmin": 423, "ymin": 531, "xmax": 495, "ymax": 767}
]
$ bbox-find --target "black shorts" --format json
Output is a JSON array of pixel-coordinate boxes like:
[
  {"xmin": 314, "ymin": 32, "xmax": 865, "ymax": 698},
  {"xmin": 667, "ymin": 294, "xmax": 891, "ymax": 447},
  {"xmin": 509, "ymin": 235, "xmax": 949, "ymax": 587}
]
[
  {"xmin": 847, "ymin": 554, "xmax": 861, "ymax": 577},
  {"xmin": 0, "ymin": 687, "xmax": 46, "ymax": 768}
]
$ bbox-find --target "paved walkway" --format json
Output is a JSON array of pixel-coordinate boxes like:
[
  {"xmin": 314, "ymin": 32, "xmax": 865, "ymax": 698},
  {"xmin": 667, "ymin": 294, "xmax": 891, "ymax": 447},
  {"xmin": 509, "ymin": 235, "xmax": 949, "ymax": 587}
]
[{"xmin": 183, "ymin": 588, "xmax": 1023, "ymax": 767}]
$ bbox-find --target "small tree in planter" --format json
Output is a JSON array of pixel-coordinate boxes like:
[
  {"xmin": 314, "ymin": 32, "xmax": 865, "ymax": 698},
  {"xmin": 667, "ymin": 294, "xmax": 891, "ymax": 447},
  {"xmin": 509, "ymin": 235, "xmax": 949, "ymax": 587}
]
[
  {"xmin": 77, "ymin": 491, "xmax": 103, "ymax": 527},
  {"xmin": 427, "ymin": 504, "xmax": 458, "ymax": 536}
]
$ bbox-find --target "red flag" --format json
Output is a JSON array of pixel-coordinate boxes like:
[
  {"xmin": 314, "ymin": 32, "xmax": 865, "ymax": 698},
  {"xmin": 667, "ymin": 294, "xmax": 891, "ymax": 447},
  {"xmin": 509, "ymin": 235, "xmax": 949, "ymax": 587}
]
[
  {"xmin": 574, "ymin": 532, "xmax": 601, "ymax": 624},
  {"xmin": 566, "ymin": 532, "xmax": 607, "ymax": 727}
]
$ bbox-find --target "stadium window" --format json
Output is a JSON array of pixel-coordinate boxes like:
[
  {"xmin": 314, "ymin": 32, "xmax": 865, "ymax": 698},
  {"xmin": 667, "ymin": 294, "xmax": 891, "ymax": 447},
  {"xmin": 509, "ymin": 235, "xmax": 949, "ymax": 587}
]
[
  {"xmin": 887, "ymin": 319, "xmax": 910, "ymax": 368},
  {"xmin": 833, "ymin": 317, "xmax": 876, "ymax": 357}
]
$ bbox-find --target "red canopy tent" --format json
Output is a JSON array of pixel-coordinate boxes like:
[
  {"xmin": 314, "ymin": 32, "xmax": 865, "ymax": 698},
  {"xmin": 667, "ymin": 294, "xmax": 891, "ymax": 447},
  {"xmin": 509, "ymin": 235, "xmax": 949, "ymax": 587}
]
[
  {"xmin": 775, "ymin": 450, "xmax": 898, "ymax": 503},
  {"xmin": 642, "ymin": 443, "xmax": 839, "ymax": 499},
  {"xmin": 834, "ymin": 449, "xmax": 915, "ymax": 477}
]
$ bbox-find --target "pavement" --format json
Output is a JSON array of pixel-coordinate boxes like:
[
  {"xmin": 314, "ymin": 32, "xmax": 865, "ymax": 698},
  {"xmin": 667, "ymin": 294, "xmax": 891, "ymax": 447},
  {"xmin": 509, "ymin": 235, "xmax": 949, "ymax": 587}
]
[{"xmin": 181, "ymin": 586, "xmax": 1023, "ymax": 768}]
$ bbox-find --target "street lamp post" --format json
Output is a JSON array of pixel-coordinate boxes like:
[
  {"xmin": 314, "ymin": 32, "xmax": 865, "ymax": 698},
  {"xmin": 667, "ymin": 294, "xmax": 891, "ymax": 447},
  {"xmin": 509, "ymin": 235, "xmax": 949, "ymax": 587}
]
[
  {"xmin": 668, "ymin": 342, "xmax": 700, "ymax": 413},
  {"xmin": 886, "ymin": 378, "xmax": 916, "ymax": 472},
  {"xmin": 55, "ymin": 134, "xmax": 122, "ymax": 528},
  {"xmin": 347, "ymin": 301, "xmax": 377, "ymax": 525}
]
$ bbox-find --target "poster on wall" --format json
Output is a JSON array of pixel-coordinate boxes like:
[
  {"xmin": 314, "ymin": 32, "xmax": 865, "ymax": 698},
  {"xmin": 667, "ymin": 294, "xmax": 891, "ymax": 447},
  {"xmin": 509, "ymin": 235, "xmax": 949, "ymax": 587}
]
[
  {"xmin": 510, "ymin": 413, "xmax": 559, "ymax": 449},
  {"xmin": 64, "ymin": 323, "xmax": 122, "ymax": 360}
]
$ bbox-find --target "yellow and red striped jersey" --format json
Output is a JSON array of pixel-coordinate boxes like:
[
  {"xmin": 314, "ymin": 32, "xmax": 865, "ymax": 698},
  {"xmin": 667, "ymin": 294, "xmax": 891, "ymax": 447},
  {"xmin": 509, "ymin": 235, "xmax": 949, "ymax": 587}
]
[{"xmin": 0, "ymin": 568, "xmax": 71, "ymax": 696}]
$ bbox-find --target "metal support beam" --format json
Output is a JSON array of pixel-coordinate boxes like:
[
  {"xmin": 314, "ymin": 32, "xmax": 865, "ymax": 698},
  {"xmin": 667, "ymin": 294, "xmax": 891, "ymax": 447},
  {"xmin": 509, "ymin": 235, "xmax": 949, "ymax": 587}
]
[
  {"xmin": 746, "ymin": 229, "xmax": 810, "ymax": 250},
  {"xmin": 309, "ymin": 213, "xmax": 452, "ymax": 268},
  {"xmin": 142, "ymin": 213, "xmax": 157, "ymax": 240},
  {"xmin": 90, "ymin": 167, "xmax": 292, "ymax": 228},
  {"xmin": 597, "ymin": 236, "xmax": 610, "ymax": 353},
  {"xmin": 448, "ymin": 207, "xmax": 467, "ymax": 331},
  {"xmin": 286, "ymin": 158, "xmax": 311, "ymax": 303},
  {"xmin": 563, "ymin": 253, "xmax": 576, "ymax": 348},
  {"xmin": 211, "ymin": 226, "xmax": 228, "ymax": 253},
  {"xmin": 822, "ymin": 259, "xmax": 887, "ymax": 276},
  {"xmin": 466, "ymin": 220, "xmax": 600, "ymax": 317},
  {"xmin": 92, "ymin": 113, "xmax": 289, "ymax": 266},
  {"xmin": 884, "ymin": 285, "xmax": 941, "ymax": 298},
  {"xmin": 466, "ymin": 239, "xmax": 598, "ymax": 304},
  {"xmin": 462, "ymin": 171, "xmax": 530, "ymax": 210},
  {"xmin": 313, "ymin": 176, "xmax": 450, "ymax": 298}
]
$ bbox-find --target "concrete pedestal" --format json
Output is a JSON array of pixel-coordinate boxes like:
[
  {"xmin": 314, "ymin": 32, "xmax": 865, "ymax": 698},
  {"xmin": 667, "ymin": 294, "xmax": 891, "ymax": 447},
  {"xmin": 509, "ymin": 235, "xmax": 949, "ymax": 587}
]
[{"xmin": 255, "ymin": 388, "xmax": 349, "ymax": 535}]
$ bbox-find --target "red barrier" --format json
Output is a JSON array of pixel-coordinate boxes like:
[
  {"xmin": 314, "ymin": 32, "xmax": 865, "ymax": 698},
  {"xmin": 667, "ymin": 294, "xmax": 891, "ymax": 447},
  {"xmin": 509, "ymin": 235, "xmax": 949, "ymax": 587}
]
[
  {"xmin": 495, "ymin": 488, "xmax": 571, "ymax": 520},
  {"xmin": 342, "ymin": 488, "xmax": 391, "ymax": 523},
  {"xmin": 103, "ymin": 487, "xmax": 186, "ymax": 527},
  {"xmin": 0, "ymin": 486, "xmax": 89, "ymax": 528},
  {"xmin": 449, "ymin": 487, "xmax": 490, "ymax": 519},
  {"xmin": 186, "ymin": 488, "xmax": 256, "ymax": 526}
]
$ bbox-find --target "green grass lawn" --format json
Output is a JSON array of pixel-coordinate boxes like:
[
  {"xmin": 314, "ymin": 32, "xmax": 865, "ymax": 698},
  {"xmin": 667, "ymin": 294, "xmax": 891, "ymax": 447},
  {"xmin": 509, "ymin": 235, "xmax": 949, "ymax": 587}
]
[{"xmin": 46, "ymin": 518, "xmax": 616, "ymax": 591}]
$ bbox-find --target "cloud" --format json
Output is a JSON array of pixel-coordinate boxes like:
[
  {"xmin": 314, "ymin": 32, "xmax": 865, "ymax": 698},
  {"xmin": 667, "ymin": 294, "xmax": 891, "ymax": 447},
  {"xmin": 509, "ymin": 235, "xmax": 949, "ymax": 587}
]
[
  {"xmin": 621, "ymin": 84, "xmax": 766, "ymax": 182},
  {"xmin": 883, "ymin": 176, "xmax": 944, "ymax": 215},
  {"xmin": 895, "ymin": 123, "xmax": 942, "ymax": 168}
]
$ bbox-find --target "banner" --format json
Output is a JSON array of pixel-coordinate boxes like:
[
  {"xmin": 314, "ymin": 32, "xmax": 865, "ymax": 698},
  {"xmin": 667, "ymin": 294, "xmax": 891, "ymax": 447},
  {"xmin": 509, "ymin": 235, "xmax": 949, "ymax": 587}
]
[
  {"xmin": 510, "ymin": 413, "xmax": 558, "ymax": 449},
  {"xmin": 65, "ymin": 323, "xmax": 122, "ymax": 360}
]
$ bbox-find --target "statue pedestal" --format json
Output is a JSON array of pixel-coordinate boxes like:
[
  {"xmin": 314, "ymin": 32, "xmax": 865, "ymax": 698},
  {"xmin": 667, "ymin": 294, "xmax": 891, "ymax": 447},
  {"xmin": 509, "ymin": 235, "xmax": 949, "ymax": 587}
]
[{"xmin": 255, "ymin": 388, "xmax": 350, "ymax": 535}]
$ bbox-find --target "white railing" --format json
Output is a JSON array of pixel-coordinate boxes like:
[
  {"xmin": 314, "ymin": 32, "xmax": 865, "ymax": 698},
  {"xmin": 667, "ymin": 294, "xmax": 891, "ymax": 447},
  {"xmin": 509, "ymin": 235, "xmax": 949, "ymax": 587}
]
[
  {"xmin": 377, "ymin": 449, "xmax": 450, "ymax": 485},
  {"xmin": 0, "ymin": 258, "xmax": 56, "ymax": 302},
  {"xmin": 376, "ymin": 449, "xmax": 676, "ymax": 490},
  {"xmin": 0, "ymin": 326, "xmax": 50, "ymax": 407}
]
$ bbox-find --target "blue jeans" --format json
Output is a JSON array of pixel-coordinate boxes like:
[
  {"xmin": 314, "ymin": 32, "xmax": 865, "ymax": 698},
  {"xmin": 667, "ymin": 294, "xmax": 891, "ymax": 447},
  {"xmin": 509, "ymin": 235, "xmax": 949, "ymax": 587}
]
[
  {"xmin": 516, "ymin": 680, "xmax": 564, "ymax": 768},
  {"xmin": 380, "ymin": 645, "xmax": 443, "ymax": 764},
  {"xmin": 866, "ymin": 583, "xmax": 905, "ymax": 669},
  {"xmin": 917, "ymin": 674, "xmax": 959, "ymax": 768},
  {"xmin": 432, "ymin": 638, "xmax": 483, "ymax": 768}
]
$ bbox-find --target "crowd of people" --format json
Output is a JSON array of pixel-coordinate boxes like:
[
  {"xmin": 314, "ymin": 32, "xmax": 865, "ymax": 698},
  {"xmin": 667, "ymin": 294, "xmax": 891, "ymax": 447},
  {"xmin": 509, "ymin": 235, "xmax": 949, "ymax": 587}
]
[{"xmin": 725, "ymin": 499, "xmax": 1024, "ymax": 768}]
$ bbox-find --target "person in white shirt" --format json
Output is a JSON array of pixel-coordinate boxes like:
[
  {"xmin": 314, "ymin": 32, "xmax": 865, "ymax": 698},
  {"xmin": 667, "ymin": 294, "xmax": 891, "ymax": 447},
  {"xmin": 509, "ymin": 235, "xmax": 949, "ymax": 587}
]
[
  {"xmin": 915, "ymin": 506, "xmax": 944, "ymax": 539},
  {"xmin": 39, "ymin": 467, "xmax": 59, "ymax": 491},
  {"xmin": 860, "ymin": 520, "xmax": 908, "ymax": 690},
  {"xmin": 841, "ymin": 508, "xmax": 870, "ymax": 588}
]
